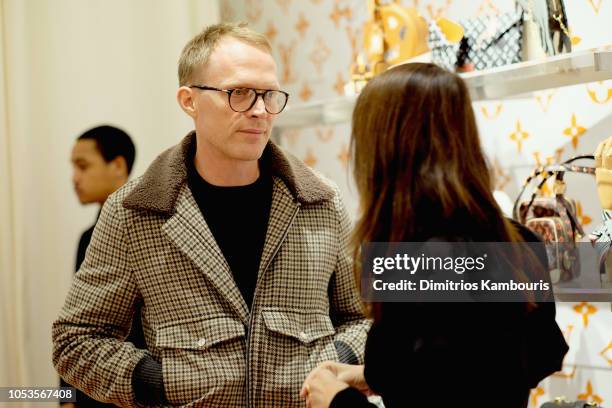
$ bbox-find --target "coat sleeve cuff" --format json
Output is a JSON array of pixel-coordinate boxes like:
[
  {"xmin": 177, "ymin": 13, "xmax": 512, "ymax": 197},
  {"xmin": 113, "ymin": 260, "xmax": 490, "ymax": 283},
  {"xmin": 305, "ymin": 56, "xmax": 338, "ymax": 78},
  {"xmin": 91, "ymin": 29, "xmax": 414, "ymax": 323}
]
[
  {"xmin": 132, "ymin": 355, "xmax": 166, "ymax": 406},
  {"xmin": 334, "ymin": 340, "xmax": 359, "ymax": 365}
]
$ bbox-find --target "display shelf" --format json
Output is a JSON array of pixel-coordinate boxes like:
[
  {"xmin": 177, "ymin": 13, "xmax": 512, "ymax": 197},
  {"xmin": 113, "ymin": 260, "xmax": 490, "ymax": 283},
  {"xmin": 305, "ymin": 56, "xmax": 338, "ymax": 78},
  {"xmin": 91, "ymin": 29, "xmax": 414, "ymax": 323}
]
[
  {"xmin": 553, "ymin": 287, "xmax": 612, "ymax": 303},
  {"xmin": 274, "ymin": 49, "xmax": 612, "ymax": 129}
]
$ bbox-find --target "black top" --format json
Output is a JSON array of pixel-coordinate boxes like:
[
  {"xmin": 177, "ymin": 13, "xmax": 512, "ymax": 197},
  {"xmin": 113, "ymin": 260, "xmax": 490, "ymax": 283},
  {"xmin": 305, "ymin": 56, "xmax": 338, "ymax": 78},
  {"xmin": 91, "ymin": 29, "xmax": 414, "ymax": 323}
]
[
  {"xmin": 331, "ymin": 223, "xmax": 569, "ymax": 408},
  {"xmin": 187, "ymin": 155, "xmax": 273, "ymax": 309}
]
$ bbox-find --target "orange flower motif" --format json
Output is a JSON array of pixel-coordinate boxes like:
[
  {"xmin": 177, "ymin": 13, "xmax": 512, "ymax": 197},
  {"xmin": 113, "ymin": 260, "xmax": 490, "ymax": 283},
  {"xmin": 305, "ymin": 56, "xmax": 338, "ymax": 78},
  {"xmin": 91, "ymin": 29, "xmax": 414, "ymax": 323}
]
[
  {"xmin": 600, "ymin": 341, "xmax": 612, "ymax": 367},
  {"xmin": 563, "ymin": 114, "xmax": 587, "ymax": 150},
  {"xmin": 530, "ymin": 387, "xmax": 545, "ymax": 408},
  {"xmin": 265, "ymin": 22, "xmax": 278, "ymax": 43},
  {"xmin": 509, "ymin": 120, "xmax": 529, "ymax": 153},
  {"xmin": 573, "ymin": 302, "xmax": 598, "ymax": 328},
  {"xmin": 337, "ymin": 144, "xmax": 350, "ymax": 169},
  {"xmin": 577, "ymin": 380, "xmax": 603, "ymax": 405},
  {"xmin": 303, "ymin": 148, "xmax": 318, "ymax": 168},
  {"xmin": 295, "ymin": 12, "xmax": 310, "ymax": 38},
  {"xmin": 299, "ymin": 83, "xmax": 313, "ymax": 102},
  {"xmin": 576, "ymin": 202, "xmax": 592, "ymax": 226},
  {"xmin": 334, "ymin": 72, "xmax": 346, "ymax": 96},
  {"xmin": 330, "ymin": 1, "xmax": 352, "ymax": 28}
]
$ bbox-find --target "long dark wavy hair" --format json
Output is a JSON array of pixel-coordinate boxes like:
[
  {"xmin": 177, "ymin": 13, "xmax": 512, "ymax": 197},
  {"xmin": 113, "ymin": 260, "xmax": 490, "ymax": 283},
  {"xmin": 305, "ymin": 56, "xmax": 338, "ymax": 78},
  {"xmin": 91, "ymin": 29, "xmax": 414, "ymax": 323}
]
[{"xmin": 350, "ymin": 63, "xmax": 542, "ymax": 316}]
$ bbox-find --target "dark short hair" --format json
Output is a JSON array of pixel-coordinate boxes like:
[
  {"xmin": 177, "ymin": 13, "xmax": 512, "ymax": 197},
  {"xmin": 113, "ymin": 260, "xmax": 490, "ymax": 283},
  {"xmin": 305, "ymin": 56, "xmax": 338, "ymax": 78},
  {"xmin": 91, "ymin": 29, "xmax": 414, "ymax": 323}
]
[{"xmin": 77, "ymin": 125, "xmax": 136, "ymax": 175}]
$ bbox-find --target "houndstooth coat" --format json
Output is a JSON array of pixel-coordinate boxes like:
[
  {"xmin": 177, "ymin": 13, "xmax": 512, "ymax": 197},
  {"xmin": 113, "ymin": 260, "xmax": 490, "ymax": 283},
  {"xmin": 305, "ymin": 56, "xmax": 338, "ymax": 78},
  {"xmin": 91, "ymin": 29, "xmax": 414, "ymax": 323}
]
[{"xmin": 52, "ymin": 132, "xmax": 370, "ymax": 407}]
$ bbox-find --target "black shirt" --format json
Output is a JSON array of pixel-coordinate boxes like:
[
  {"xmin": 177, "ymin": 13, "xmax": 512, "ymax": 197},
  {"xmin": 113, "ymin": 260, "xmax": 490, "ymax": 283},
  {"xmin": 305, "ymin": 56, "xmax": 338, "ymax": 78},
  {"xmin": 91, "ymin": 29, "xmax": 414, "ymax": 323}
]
[{"xmin": 187, "ymin": 156, "xmax": 273, "ymax": 309}]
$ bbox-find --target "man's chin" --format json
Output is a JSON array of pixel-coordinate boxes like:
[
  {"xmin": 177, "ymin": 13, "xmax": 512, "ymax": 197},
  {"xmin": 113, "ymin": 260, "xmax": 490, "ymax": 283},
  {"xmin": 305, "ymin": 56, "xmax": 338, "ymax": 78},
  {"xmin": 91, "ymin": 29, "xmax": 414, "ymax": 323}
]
[{"xmin": 77, "ymin": 196, "xmax": 94, "ymax": 205}]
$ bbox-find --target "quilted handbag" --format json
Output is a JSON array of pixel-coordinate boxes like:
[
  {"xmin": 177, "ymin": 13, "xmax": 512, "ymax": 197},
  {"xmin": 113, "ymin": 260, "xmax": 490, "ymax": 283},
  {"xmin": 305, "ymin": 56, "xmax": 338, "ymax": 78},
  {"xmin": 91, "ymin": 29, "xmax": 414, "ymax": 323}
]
[
  {"xmin": 513, "ymin": 156, "xmax": 595, "ymax": 283},
  {"xmin": 429, "ymin": 10, "xmax": 524, "ymax": 72}
]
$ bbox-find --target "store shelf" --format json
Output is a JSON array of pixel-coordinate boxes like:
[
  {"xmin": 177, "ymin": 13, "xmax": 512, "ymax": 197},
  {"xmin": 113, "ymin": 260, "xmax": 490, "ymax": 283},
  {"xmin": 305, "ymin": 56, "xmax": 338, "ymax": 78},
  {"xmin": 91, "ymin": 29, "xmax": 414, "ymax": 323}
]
[
  {"xmin": 553, "ymin": 287, "xmax": 612, "ymax": 303},
  {"xmin": 274, "ymin": 49, "xmax": 612, "ymax": 129},
  {"xmin": 274, "ymin": 95, "xmax": 358, "ymax": 129},
  {"xmin": 464, "ymin": 48, "xmax": 612, "ymax": 100}
]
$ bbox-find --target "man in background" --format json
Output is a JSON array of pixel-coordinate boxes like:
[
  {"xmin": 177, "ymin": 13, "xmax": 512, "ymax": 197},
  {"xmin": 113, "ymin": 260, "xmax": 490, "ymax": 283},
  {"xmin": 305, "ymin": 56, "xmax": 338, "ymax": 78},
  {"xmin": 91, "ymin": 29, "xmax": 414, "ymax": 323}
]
[
  {"xmin": 60, "ymin": 125, "xmax": 143, "ymax": 408},
  {"xmin": 70, "ymin": 125, "xmax": 137, "ymax": 269}
]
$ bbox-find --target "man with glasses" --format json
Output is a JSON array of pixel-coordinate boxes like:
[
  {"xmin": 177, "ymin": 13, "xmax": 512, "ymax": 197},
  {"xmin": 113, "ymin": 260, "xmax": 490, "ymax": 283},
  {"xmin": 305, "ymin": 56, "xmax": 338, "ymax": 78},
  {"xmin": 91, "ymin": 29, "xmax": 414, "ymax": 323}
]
[{"xmin": 53, "ymin": 23, "xmax": 369, "ymax": 408}]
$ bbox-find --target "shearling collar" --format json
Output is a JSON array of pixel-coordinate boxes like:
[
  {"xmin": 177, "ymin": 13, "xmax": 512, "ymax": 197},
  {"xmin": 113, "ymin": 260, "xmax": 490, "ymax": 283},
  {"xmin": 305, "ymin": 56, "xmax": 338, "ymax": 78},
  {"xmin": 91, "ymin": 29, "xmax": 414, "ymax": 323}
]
[{"xmin": 122, "ymin": 131, "xmax": 334, "ymax": 214}]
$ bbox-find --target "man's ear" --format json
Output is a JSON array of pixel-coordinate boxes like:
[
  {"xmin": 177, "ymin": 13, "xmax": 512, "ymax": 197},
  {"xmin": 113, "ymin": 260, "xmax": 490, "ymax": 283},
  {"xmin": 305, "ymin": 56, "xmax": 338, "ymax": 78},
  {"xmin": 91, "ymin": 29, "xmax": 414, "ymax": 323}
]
[
  {"xmin": 110, "ymin": 156, "xmax": 128, "ymax": 179},
  {"xmin": 177, "ymin": 86, "xmax": 197, "ymax": 118}
]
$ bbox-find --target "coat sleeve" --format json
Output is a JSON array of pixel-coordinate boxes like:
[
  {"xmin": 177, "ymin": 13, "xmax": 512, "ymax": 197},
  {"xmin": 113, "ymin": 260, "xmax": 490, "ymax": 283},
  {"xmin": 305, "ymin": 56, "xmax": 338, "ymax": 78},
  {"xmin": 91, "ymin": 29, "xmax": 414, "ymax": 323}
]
[
  {"xmin": 52, "ymin": 193, "xmax": 148, "ymax": 408},
  {"xmin": 328, "ymin": 188, "xmax": 372, "ymax": 364}
]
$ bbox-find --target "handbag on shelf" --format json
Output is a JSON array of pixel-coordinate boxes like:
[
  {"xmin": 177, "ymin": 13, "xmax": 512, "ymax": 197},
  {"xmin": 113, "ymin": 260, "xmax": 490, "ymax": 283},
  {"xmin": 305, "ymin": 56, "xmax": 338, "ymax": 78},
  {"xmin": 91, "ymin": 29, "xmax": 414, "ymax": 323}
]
[
  {"xmin": 363, "ymin": 0, "xmax": 429, "ymax": 70},
  {"xmin": 546, "ymin": 0, "xmax": 572, "ymax": 54},
  {"xmin": 517, "ymin": 0, "xmax": 572, "ymax": 56},
  {"xmin": 429, "ymin": 9, "xmax": 524, "ymax": 72},
  {"xmin": 513, "ymin": 155, "xmax": 595, "ymax": 284},
  {"xmin": 541, "ymin": 398, "xmax": 602, "ymax": 408}
]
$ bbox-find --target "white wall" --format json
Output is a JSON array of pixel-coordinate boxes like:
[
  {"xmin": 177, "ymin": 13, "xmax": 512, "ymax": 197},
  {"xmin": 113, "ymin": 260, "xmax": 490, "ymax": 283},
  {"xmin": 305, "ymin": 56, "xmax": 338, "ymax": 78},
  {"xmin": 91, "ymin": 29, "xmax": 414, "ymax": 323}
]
[{"xmin": 0, "ymin": 0, "xmax": 219, "ymax": 395}]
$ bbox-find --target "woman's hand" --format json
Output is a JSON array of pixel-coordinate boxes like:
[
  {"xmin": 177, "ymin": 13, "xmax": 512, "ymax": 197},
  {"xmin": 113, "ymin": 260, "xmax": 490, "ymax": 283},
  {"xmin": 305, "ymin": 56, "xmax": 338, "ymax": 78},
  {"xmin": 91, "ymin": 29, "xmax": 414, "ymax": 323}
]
[
  {"xmin": 301, "ymin": 362, "xmax": 374, "ymax": 408},
  {"xmin": 315, "ymin": 362, "xmax": 372, "ymax": 396},
  {"xmin": 595, "ymin": 137, "xmax": 612, "ymax": 210},
  {"xmin": 300, "ymin": 365, "xmax": 349, "ymax": 408}
]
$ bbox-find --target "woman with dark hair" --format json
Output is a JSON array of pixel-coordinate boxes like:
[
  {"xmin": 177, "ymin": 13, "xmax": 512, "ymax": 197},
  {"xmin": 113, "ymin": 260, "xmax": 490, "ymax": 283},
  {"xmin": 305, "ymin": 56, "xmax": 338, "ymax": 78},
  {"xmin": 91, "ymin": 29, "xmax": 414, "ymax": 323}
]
[{"xmin": 301, "ymin": 63, "xmax": 568, "ymax": 408}]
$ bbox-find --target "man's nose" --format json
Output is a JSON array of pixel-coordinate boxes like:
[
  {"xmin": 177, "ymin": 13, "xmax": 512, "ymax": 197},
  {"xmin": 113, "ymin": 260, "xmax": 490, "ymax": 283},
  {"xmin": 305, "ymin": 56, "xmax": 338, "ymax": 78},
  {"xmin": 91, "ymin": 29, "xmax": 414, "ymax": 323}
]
[{"xmin": 249, "ymin": 95, "xmax": 267, "ymax": 117}]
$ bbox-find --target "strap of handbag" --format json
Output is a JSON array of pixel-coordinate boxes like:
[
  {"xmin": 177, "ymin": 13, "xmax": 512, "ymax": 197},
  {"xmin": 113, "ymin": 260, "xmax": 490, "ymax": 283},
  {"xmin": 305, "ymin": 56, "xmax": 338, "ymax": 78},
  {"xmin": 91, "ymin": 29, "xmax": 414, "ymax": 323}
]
[{"xmin": 513, "ymin": 155, "xmax": 595, "ymax": 224}]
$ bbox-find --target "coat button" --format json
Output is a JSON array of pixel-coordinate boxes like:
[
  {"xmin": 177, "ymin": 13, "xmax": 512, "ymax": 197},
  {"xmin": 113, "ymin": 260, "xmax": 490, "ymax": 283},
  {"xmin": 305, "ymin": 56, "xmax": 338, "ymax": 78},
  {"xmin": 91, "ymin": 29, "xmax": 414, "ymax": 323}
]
[
  {"xmin": 197, "ymin": 338, "xmax": 206, "ymax": 347},
  {"xmin": 299, "ymin": 331, "xmax": 308, "ymax": 341}
]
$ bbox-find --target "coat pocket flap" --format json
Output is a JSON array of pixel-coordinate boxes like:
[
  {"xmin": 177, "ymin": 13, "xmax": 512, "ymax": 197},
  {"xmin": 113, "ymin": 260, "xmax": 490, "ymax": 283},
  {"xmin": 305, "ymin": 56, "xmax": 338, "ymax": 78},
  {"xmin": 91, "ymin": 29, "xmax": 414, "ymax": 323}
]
[
  {"xmin": 262, "ymin": 310, "xmax": 335, "ymax": 344},
  {"xmin": 156, "ymin": 316, "xmax": 245, "ymax": 350}
]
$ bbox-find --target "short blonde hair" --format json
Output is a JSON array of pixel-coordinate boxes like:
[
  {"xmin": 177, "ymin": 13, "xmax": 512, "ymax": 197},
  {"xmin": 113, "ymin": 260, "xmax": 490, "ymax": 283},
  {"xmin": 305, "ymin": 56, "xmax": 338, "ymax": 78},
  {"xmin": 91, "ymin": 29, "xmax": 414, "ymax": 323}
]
[{"xmin": 178, "ymin": 22, "xmax": 272, "ymax": 86}]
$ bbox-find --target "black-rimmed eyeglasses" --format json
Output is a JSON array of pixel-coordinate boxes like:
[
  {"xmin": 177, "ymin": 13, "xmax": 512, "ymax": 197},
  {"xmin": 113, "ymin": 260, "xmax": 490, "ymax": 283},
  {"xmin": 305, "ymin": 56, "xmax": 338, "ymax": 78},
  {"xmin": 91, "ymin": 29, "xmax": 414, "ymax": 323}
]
[{"xmin": 189, "ymin": 85, "xmax": 289, "ymax": 114}]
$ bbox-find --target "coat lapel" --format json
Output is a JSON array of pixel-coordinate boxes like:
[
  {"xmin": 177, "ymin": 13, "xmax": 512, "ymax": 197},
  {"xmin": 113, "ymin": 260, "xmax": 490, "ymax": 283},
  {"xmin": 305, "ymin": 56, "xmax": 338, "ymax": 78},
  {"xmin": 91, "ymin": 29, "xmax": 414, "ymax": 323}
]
[
  {"xmin": 161, "ymin": 184, "xmax": 250, "ymax": 323},
  {"xmin": 258, "ymin": 179, "xmax": 301, "ymax": 279}
]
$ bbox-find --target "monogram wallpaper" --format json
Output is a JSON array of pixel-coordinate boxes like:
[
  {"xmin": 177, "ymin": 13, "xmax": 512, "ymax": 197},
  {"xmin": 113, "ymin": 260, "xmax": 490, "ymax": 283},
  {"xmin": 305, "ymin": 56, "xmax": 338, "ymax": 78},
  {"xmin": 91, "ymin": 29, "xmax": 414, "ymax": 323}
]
[{"xmin": 221, "ymin": 0, "xmax": 612, "ymax": 405}]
